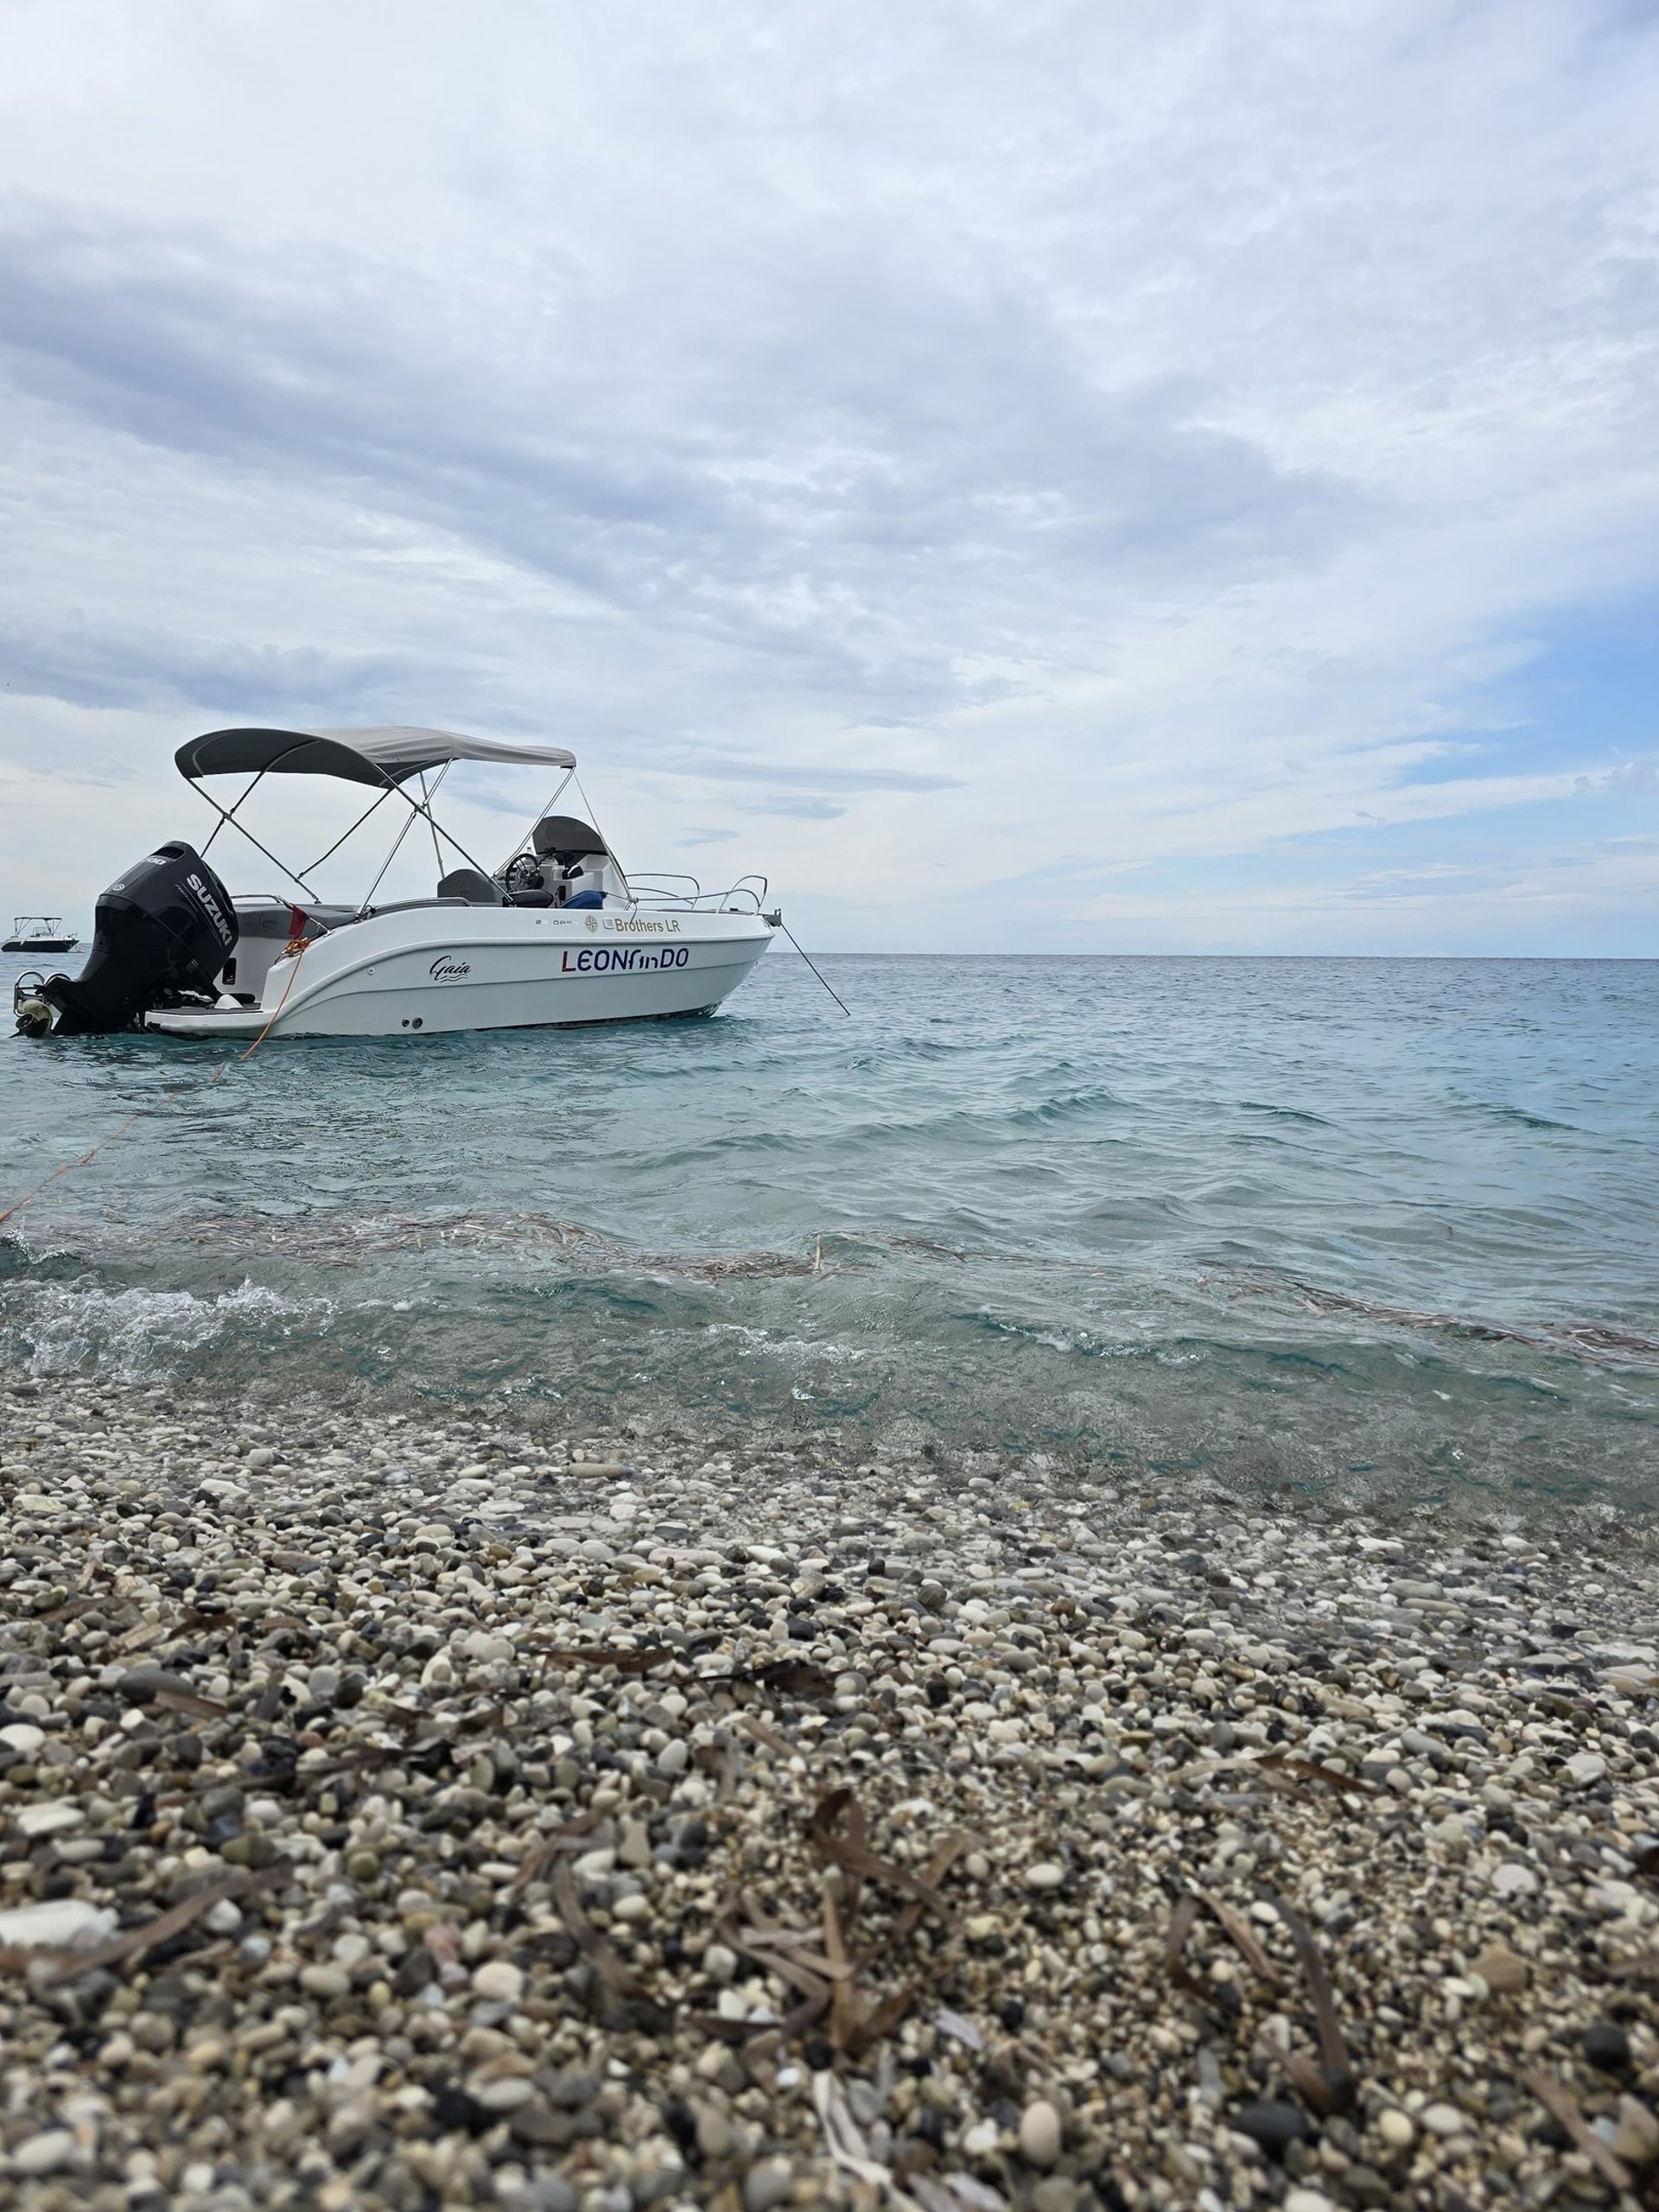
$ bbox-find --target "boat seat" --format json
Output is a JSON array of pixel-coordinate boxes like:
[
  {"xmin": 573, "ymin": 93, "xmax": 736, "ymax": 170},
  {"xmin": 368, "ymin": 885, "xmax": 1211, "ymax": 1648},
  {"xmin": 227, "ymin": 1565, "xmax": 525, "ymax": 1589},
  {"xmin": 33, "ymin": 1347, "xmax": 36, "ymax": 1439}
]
[
  {"xmin": 232, "ymin": 904, "xmax": 355, "ymax": 939},
  {"xmin": 436, "ymin": 868, "xmax": 505, "ymax": 906}
]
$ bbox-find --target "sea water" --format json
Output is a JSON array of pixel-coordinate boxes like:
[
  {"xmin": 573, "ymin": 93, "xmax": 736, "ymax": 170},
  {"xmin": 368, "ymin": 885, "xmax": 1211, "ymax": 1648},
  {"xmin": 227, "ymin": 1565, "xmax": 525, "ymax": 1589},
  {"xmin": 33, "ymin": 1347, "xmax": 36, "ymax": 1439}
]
[{"xmin": 2, "ymin": 952, "xmax": 1656, "ymax": 1515}]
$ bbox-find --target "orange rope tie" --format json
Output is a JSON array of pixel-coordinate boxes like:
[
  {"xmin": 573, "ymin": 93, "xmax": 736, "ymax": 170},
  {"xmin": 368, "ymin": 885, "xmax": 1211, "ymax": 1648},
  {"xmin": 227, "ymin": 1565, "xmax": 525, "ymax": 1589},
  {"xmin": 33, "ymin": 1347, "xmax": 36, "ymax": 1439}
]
[
  {"xmin": 0, "ymin": 938, "xmax": 308, "ymax": 1230},
  {"xmin": 238, "ymin": 933, "xmax": 309, "ymax": 1058}
]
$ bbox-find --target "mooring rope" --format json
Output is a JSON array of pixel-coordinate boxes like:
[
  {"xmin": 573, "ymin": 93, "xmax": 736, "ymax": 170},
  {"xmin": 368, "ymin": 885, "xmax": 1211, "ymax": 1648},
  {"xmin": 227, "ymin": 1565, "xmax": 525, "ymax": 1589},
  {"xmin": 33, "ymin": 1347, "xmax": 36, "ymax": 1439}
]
[
  {"xmin": 0, "ymin": 940, "xmax": 308, "ymax": 1231},
  {"xmin": 779, "ymin": 919, "xmax": 851, "ymax": 1017}
]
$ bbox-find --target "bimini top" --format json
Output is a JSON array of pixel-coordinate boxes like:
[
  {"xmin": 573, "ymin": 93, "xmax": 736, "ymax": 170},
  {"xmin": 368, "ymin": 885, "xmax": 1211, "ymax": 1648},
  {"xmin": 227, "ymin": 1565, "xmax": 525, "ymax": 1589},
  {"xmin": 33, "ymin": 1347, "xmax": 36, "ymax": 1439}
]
[{"xmin": 176, "ymin": 726, "xmax": 577, "ymax": 789}]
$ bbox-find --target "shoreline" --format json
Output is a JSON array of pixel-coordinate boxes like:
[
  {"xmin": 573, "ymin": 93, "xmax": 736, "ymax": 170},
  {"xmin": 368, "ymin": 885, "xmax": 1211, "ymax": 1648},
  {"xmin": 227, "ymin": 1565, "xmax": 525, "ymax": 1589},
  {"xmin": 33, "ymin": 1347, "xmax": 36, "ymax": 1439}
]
[{"xmin": 3, "ymin": 1372, "xmax": 1658, "ymax": 2210}]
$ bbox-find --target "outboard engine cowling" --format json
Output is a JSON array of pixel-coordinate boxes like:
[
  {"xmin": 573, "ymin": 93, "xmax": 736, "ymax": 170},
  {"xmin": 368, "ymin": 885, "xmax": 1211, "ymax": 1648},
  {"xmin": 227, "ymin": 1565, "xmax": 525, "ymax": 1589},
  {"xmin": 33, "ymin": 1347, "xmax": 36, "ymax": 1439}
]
[{"xmin": 40, "ymin": 842, "xmax": 238, "ymax": 1035}]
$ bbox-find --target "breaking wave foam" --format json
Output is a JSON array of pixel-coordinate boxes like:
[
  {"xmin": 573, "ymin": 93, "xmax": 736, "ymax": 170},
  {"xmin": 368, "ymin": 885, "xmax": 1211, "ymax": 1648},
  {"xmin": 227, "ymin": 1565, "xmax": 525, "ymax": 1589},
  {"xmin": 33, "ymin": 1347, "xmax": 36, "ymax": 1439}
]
[{"xmin": 0, "ymin": 1280, "xmax": 332, "ymax": 1382}]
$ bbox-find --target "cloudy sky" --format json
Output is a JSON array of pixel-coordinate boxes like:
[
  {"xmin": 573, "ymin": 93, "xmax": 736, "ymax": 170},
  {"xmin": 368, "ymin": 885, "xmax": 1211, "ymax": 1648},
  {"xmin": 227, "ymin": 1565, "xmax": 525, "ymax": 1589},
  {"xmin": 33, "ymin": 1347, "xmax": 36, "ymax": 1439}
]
[{"xmin": 1, "ymin": 0, "xmax": 1656, "ymax": 953}]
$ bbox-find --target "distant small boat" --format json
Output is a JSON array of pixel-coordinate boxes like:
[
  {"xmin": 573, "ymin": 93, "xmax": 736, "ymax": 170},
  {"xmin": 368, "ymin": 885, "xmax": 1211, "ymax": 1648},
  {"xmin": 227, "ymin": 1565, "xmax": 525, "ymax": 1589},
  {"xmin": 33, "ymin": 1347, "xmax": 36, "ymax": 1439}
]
[{"xmin": 3, "ymin": 916, "xmax": 79, "ymax": 954}]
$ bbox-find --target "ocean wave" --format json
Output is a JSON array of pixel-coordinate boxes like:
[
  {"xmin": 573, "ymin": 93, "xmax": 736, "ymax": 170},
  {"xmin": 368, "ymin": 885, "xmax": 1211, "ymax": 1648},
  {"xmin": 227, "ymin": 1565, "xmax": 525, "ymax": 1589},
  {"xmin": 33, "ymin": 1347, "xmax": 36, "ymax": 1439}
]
[
  {"xmin": 0, "ymin": 1278, "xmax": 332, "ymax": 1382},
  {"xmin": 1451, "ymin": 1099, "xmax": 1581, "ymax": 1135},
  {"xmin": 701, "ymin": 1322, "xmax": 870, "ymax": 1365},
  {"xmin": 1237, "ymin": 1100, "xmax": 1333, "ymax": 1128},
  {"xmin": 4, "ymin": 953, "xmax": 1657, "ymax": 1499}
]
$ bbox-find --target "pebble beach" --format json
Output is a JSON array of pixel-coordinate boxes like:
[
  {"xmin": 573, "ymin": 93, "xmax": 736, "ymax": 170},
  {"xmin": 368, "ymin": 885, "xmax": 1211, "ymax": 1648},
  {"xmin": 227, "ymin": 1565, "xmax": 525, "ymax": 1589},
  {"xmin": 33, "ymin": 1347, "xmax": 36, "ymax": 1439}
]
[{"xmin": 3, "ymin": 1374, "xmax": 1659, "ymax": 2212}]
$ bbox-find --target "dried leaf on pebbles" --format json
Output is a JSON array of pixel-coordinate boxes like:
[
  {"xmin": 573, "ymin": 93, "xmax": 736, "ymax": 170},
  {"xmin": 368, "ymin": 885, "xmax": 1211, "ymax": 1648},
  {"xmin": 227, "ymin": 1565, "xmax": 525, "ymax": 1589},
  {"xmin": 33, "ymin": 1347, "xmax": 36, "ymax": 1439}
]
[
  {"xmin": 1522, "ymin": 2065, "xmax": 1634, "ymax": 2191},
  {"xmin": 1271, "ymin": 1894, "xmax": 1357, "ymax": 2115},
  {"xmin": 33, "ymin": 1867, "xmax": 286, "ymax": 1986},
  {"xmin": 150, "ymin": 1684, "xmax": 231, "ymax": 1720},
  {"xmin": 550, "ymin": 1855, "xmax": 645, "ymax": 1997},
  {"xmin": 529, "ymin": 1643, "xmax": 675, "ymax": 1673},
  {"xmin": 1167, "ymin": 1887, "xmax": 1286, "ymax": 1998},
  {"xmin": 734, "ymin": 1711, "xmax": 796, "ymax": 1754},
  {"xmin": 1255, "ymin": 1751, "xmax": 1382, "ymax": 1799},
  {"xmin": 812, "ymin": 1787, "xmax": 955, "ymax": 1921}
]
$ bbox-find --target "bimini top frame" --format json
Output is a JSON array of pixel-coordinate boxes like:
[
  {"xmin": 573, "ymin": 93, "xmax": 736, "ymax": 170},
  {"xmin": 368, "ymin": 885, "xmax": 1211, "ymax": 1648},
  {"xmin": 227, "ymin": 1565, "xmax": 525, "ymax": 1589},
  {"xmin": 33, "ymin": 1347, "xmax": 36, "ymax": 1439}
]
[
  {"xmin": 175, "ymin": 726, "xmax": 581, "ymax": 906},
  {"xmin": 176, "ymin": 726, "xmax": 575, "ymax": 788}
]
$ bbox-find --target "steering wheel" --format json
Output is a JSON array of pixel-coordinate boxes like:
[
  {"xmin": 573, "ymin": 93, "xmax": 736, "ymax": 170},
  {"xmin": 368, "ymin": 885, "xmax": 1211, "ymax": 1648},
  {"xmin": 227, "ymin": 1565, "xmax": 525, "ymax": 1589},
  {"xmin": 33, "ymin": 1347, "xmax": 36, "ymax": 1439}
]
[{"xmin": 502, "ymin": 852, "xmax": 545, "ymax": 893}]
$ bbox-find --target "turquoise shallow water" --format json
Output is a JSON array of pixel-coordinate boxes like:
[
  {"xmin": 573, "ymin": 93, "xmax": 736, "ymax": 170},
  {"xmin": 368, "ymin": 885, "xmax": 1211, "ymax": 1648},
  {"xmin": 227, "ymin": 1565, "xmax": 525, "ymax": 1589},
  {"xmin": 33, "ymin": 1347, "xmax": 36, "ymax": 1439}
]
[{"xmin": 3, "ymin": 952, "xmax": 1656, "ymax": 1510}]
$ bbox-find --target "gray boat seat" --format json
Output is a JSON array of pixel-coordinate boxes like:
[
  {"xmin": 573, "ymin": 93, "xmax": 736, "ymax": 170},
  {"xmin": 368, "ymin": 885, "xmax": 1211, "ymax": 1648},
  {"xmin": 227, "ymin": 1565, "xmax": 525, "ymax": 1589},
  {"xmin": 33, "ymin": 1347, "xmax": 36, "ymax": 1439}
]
[
  {"xmin": 232, "ymin": 903, "xmax": 355, "ymax": 939},
  {"xmin": 436, "ymin": 868, "xmax": 505, "ymax": 906}
]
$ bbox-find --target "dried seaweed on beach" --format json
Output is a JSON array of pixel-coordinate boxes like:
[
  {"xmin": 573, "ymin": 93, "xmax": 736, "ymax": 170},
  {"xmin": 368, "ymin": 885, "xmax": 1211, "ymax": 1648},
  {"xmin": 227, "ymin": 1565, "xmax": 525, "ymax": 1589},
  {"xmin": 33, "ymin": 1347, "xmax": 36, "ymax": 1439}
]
[
  {"xmin": 717, "ymin": 1899, "xmax": 843, "ymax": 2004},
  {"xmin": 528, "ymin": 1642, "xmax": 675, "ymax": 1673},
  {"xmin": 1272, "ymin": 1894, "xmax": 1357, "ymax": 2114},
  {"xmin": 510, "ymin": 1807, "xmax": 608, "ymax": 1894},
  {"xmin": 36, "ymin": 1867, "xmax": 289, "ymax": 1987},
  {"xmin": 150, "ymin": 1684, "xmax": 230, "ymax": 1721},
  {"xmin": 550, "ymin": 1858, "xmax": 645, "ymax": 1998},
  {"xmin": 34, "ymin": 1594, "xmax": 105, "ymax": 1627},
  {"xmin": 1164, "ymin": 1891, "xmax": 1206, "ymax": 1999},
  {"xmin": 1164, "ymin": 1889, "xmax": 1284, "ymax": 2001},
  {"xmin": 1522, "ymin": 2068, "xmax": 1633, "ymax": 2191},
  {"xmin": 1182, "ymin": 1750, "xmax": 1382, "ymax": 1801},
  {"xmin": 812, "ymin": 1788, "xmax": 955, "ymax": 1922},
  {"xmin": 1256, "ymin": 1751, "xmax": 1382, "ymax": 1800},
  {"xmin": 733, "ymin": 1711, "xmax": 796, "ymax": 1754}
]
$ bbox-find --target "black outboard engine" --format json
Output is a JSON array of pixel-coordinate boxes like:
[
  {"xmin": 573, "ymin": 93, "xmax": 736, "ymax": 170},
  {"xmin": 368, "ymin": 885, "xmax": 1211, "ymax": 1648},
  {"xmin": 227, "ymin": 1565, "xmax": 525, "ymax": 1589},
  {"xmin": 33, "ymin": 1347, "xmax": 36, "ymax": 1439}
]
[{"xmin": 38, "ymin": 842, "xmax": 238, "ymax": 1035}]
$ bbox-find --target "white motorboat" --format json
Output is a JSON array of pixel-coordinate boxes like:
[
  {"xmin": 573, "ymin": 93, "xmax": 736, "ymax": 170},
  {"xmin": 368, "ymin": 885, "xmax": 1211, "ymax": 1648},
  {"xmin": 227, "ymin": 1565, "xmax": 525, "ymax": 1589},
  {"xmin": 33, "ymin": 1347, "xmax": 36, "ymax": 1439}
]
[
  {"xmin": 16, "ymin": 726, "xmax": 779, "ymax": 1040},
  {"xmin": 3, "ymin": 916, "xmax": 79, "ymax": 954}
]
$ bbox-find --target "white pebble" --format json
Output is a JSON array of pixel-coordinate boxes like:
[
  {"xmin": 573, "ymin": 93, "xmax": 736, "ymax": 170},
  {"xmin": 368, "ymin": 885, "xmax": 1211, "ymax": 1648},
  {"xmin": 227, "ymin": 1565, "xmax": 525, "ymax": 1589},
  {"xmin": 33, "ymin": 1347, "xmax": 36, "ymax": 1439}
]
[
  {"xmin": 743, "ymin": 2159, "xmax": 795, "ymax": 2212},
  {"xmin": 1491, "ymin": 1861, "xmax": 1539, "ymax": 1897},
  {"xmin": 16, "ymin": 1802, "xmax": 85, "ymax": 1839},
  {"xmin": 13, "ymin": 2131, "xmax": 74, "ymax": 2177},
  {"xmin": 1421, "ymin": 2101, "xmax": 1468, "ymax": 2138},
  {"xmin": 472, "ymin": 1957, "xmax": 524, "ymax": 2003},
  {"xmin": 0, "ymin": 1898, "xmax": 111, "ymax": 1948},
  {"xmin": 1018, "ymin": 2099, "xmax": 1062, "ymax": 2166},
  {"xmin": 1025, "ymin": 1862, "xmax": 1065, "ymax": 1891},
  {"xmin": 472, "ymin": 2075, "xmax": 536, "ymax": 2111}
]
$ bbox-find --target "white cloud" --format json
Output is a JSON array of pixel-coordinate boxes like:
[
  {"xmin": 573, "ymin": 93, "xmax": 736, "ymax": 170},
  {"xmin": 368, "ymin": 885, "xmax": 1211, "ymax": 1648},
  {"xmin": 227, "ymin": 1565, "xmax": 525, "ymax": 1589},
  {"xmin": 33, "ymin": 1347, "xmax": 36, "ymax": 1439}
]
[{"xmin": 0, "ymin": 0, "xmax": 1656, "ymax": 948}]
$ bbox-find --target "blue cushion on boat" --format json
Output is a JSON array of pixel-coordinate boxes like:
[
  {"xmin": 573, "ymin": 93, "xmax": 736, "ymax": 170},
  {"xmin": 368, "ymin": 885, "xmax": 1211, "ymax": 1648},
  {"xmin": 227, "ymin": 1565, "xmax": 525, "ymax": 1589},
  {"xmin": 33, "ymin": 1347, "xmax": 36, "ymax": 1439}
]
[{"xmin": 565, "ymin": 890, "xmax": 605, "ymax": 908}]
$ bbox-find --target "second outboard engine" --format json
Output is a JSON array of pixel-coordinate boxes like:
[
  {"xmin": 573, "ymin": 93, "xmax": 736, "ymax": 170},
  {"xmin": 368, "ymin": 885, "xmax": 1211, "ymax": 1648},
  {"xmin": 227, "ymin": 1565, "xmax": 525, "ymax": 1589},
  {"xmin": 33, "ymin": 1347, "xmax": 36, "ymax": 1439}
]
[{"xmin": 39, "ymin": 842, "xmax": 238, "ymax": 1035}]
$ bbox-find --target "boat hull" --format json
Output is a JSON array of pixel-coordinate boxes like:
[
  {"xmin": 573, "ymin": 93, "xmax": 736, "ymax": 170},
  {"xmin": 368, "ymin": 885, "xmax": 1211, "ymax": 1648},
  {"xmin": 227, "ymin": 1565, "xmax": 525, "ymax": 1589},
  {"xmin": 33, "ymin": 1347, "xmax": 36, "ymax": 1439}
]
[{"xmin": 144, "ymin": 906, "xmax": 774, "ymax": 1039}]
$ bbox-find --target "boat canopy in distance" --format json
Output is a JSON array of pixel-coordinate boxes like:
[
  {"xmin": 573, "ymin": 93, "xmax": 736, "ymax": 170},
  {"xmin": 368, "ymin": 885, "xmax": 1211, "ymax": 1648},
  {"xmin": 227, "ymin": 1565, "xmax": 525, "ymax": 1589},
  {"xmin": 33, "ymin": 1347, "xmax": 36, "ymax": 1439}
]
[{"xmin": 176, "ymin": 726, "xmax": 577, "ymax": 789}]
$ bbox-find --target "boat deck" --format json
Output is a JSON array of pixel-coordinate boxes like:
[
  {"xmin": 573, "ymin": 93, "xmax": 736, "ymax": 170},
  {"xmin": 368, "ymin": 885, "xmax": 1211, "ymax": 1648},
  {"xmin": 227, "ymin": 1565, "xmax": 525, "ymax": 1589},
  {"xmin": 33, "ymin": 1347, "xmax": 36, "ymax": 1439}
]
[{"xmin": 143, "ymin": 1005, "xmax": 267, "ymax": 1039}]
